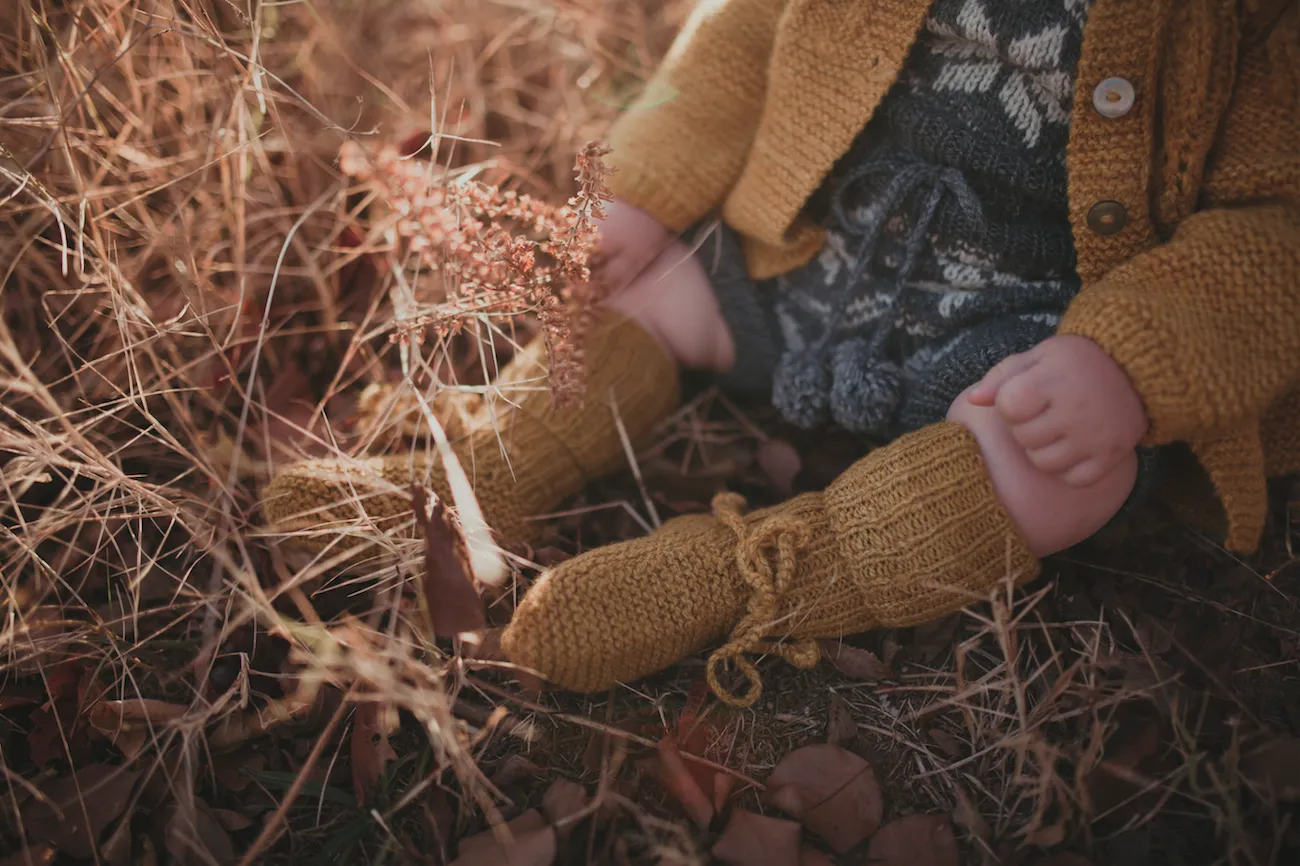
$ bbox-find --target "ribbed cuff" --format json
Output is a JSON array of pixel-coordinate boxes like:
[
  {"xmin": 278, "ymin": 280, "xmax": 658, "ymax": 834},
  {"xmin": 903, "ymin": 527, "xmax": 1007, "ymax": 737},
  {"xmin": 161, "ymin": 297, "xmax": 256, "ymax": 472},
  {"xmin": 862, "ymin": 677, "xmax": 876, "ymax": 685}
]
[{"xmin": 826, "ymin": 421, "xmax": 1041, "ymax": 628}]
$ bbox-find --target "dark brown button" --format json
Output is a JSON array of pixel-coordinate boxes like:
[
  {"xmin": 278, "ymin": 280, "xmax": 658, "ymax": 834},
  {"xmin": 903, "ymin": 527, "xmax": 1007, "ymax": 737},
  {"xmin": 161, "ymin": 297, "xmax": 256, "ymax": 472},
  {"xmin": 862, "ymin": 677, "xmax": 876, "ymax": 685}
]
[{"xmin": 1087, "ymin": 200, "xmax": 1128, "ymax": 235}]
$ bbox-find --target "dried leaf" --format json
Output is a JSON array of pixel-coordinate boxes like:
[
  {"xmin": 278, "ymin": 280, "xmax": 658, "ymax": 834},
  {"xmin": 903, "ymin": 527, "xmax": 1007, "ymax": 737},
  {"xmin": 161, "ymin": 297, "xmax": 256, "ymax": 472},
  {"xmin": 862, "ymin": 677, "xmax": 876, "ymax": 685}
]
[
  {"xmin": 351, "ymin": 701, "xmax": 398, "ymax": 804},
  {"xmin": 711, "ymin": 809, "xmax": 801, "ymax": 866},
  {"xmin": 646, "ymin": 735, "xmax": 715, "ymax": 829},
  {"xmin": 413, "ymin": 488, "xmax": 486, "ymax": 637},
  {"xmin": 952, "ymin": 784, "xmax": 992, "ymax": 864},
  {"xmin": 909, "ymin": 614, "xmax": 961, "ymax": 664},
  {"xmin": 462, "ymin": 628, "xmax": 506, "ymax": 663},
  {"xmin": 88, "ymin": 698, "xmax": 188, "ymax": 760},
  {"xmin": 21, "ymin": 763, "xmax": 141, "ymax": 859},
  {"xmin": 1032, "ymin": 855, "xmax": 1094, "ymax": 866},
  {"xmin": 0, "ymin": 683, "xmax": 42, "ymax": 714},
  {"xmin": 100, "ymin": 801, "xmax": 135, "ymax": 866},
  {"xmin": 261, "ymin": 361, "xmax": 322, "ymax": 458},
  {"xmin": 1242, "ymin": 736, "xmax": 1300, "ymax": 800},
  {"xmin": 164, "ymin": 799, "xmax": 235, "ymax": 866},
  {"xmin": 674, "ymin": 681, "xmax": 732, "ymax": 811},
  {"xmin": 451, "ymin": 809, "xmax": 558, "ymax": 866},
  {"xmin": 865, "ymin": 814, "xmax": 959, "ymax": 866},
  {"xmin": 826, "ymin": 693, "xmax": 857, "ymax": 747},
  {"xmin": 1023, "ymin": 820, "xmax": 1068, "ymax": 849},
  {"xmin": 763, "ymin": 744, "xmax": 883, "ymax": 853},
  {"xmin": 9, "ymin": 606, "xmax": 71, "ymax": 675},
  {"xmin": 926, "ymin": 728, "xmax": 963, "ymax": 759},
  {"xmin": 28, "ymin": 662, "xmax": 90, "ymax": 768},
  {"xmin": 757, "ymin": 439, "xmax": 802, "ymax": 496},
  {"xmin": 713, "ymin": 771, "xmax": 737, "ymax": 813},
  {"xmin": 207, "ymin": 690, "xmax": 319, "ymax": 750},
  {"xmin": 213, "ymin": 749, "xmax": 265, "ymax": 793},
  {"xmin": 426, "ymin": 786, "xmax": 456, "ymax": 865},
  {"xmin": 821, "ymin": 642, "xmax": 893, "ymax": 681},
  {"xmin": 492, "ymin": 754, "xmax": 546, "ymax": 787},
  {"xmin": 799, "ymin": 846, "xmax": 835, "ymax": 866},
  {"xmin": 1083, "ymin": 715, "xmax": 1160, "ymax": 818},
  {"xmin": 1105, "ymin": 829, "xmax": 1152, "ymax": 866},
  {"xmin": 210, "ymin": 808, "xmax": 254, "ymax": 832},
  {"xmin": 541, "ymin": 779, "xmax": 588, "ymax": 828},
  {"xmin": 0, "ymin": 843, "xmax": 56, "ymax": 866}
]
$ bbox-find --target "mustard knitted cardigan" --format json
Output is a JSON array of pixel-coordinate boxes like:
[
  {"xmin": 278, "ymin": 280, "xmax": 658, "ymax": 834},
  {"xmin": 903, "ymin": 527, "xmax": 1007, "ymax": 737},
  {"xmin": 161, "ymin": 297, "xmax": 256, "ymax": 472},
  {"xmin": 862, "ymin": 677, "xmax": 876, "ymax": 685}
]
[{"xmin": 606, "ymin": 0, "xmax": 1300, "ymax": 553}]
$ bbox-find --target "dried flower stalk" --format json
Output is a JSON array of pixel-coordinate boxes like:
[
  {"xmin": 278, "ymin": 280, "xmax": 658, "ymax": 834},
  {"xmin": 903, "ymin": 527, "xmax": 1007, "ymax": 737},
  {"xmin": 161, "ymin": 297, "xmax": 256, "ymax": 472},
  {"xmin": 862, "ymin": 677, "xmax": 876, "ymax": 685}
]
[{"xmin": 339, "ymin": 140, "xmax": 613, "ymax": 404}]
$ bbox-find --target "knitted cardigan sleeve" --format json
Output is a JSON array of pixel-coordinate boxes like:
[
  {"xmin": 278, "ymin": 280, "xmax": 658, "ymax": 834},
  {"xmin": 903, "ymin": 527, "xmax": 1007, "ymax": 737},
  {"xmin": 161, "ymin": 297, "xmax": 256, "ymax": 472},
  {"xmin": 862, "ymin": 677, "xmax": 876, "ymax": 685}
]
[
  {"xmin": 605, "ymin": 0, "xmax": 789, "ymax": 232},
  {"xmin": 1059, "ymin": 3, "xmax": 1300, "ymax": 446}
]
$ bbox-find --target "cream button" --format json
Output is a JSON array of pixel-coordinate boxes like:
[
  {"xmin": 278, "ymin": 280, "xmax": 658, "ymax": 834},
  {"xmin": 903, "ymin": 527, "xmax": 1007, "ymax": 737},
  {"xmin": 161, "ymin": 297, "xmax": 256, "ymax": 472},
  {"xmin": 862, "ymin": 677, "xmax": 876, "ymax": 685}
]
[{"xmin": 1093, "ymin": 77, "xmax": 1136, "ymax": 119}]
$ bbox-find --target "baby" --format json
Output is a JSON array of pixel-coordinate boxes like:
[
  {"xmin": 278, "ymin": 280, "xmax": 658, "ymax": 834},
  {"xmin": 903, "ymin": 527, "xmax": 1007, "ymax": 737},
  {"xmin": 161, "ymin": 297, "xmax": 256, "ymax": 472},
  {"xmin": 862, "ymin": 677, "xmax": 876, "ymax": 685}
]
[{"xmin": 264, "ymin": 0, "xmax": 1300, "ymax": 705}]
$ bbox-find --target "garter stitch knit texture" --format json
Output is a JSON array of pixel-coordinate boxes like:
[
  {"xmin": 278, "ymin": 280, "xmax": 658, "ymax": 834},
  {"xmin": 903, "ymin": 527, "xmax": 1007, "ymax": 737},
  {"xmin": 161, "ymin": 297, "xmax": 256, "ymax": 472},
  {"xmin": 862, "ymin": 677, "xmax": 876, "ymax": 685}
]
[
  {"xmin": 260, "ymin": 311, "xmax": 680, "ymax": 559},
  {"xmin": 608, "ymin": 0, "xmax": 1300, "ymax": 553},
  {"xmin": 500, "ymin": 421, "xmax": 1038, "ymax": 700}
]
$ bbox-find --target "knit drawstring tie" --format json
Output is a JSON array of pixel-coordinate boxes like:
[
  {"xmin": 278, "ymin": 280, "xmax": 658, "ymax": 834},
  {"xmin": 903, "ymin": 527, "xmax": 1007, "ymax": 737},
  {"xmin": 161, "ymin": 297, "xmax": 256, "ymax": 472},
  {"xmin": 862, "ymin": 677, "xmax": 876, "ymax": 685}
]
[
  {"xmin": 705, "ymin": 493, "xmax": 821, "ymax": 708},
  {"xmin": 773, "ymin": 156, "xmax": 984, "ymax": 435}
]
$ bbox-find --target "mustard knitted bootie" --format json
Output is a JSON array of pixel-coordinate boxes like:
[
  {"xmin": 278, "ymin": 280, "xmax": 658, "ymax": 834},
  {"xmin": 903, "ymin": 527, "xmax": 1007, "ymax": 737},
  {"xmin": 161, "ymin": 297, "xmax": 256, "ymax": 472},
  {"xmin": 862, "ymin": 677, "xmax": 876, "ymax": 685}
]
[
  {"xmin": 260, "ymin": 311, "xmax": 681, "ymax": 559},
  {"xmin": 500, "ymin": 421, "xmax": 1041, "ymax": 705}
]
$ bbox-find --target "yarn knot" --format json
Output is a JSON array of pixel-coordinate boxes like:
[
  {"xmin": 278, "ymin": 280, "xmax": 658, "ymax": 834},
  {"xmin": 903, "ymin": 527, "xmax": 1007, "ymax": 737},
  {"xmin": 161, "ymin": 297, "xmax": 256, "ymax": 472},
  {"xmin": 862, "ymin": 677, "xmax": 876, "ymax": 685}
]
[{"xmin": 705, "ymin": 493, "xmax": 820, "ymax": 708}]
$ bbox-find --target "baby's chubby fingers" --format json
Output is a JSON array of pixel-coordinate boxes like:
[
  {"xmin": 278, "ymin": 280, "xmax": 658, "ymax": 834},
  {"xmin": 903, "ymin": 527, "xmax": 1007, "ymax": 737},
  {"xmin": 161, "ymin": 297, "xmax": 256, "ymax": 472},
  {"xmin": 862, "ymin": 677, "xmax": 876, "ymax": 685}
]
[
  {"xmin": 1061, "ymin": 457, "xmax": 1111, "ymax": 488},
  {"xmin": 966, "ymin": 352, "xmax": 1037, "ymax": 407},
  {"xmin": 1024, "ymin": 436, "xmax": 1085, "ymax": 474},
  {"xmin": 1007, "ymin": 411, "xmax": 1066, "ymax": 451},
  {"xmin": 992, "ymin": 365, "xmax": 1054, "ymax": 425}
]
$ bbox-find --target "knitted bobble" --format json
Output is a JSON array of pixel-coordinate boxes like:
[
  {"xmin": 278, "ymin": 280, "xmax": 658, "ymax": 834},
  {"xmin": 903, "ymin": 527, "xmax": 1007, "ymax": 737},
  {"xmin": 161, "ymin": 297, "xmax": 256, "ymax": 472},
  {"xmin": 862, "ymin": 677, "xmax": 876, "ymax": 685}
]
[
  {"xmin": 830, "ymin": 338, "xmax": 903, "ymax": 435},
  {"xmin": 771, "ymin": 347, "xmax": 832, "ymax": 430}
]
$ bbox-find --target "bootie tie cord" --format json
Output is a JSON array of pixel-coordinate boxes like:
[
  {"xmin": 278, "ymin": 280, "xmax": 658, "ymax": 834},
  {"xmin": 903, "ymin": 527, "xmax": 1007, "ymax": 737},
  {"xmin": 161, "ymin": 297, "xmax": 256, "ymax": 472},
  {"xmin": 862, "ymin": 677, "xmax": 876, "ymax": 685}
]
[{"xmin": 705, "ymin": 492, "xmax": 822, "ymax": 708}]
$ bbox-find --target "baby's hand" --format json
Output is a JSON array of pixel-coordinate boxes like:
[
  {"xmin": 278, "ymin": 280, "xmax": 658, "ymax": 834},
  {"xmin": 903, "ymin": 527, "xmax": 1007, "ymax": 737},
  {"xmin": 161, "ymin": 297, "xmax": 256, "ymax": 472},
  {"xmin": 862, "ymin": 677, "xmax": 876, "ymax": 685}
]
[
  {"xmin": 966, "ymin": 335, "xmax": 1149, "ymax": 487},
  {"xmin": 591, "ymin": 199, "xmax": 672, "ymax": 293}
]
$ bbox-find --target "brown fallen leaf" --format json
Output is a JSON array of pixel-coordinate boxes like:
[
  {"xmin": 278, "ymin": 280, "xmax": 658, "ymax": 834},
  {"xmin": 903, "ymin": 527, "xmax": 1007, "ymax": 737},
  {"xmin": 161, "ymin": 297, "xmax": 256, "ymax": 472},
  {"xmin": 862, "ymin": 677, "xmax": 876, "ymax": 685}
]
[
  {"xmin": 826, "ymin": 693, "xmax": 857, "ymax": 747},
  {"xmin": 210, "ymin": 808, "xmax": 254, "ymax": 832},
  {"xmin": 763, "ymin": 744, "xmax": 883, "ymax": 853},
  {"xmin": 20, "ymin": 763, "xmax": 141, "ymax": 859},
  {"xmin": 1242, "ymin": 736, "xmax": 1300, "ymax": 801},
  {"xmin": 87, "ymin": 698, "xmax": 189, "ymax": 760},
  {"xmin": 451, "ymin": 809, "xmax": 558, "ymax": 866},
  {"xmin": 1083, "ymin": 714, "xmax": 1160, "ymax": 819},
  {"xmin": 799, "ymin": 846, "xmax": 834, "ymax": 866},
  {"xmin": 163, "ymin": 799, "xmax": 235, "ymax": 866},
  {"xmin": 413, "ymin": 487, "xmax": 486, "ymax": 638},
  {"xmin": 865, "ymin": 814, "xmax": 959, "ymax": 866},
  {"xmin": 952, "ymin": 783, "xmax": 993, "ymax": 865},
  {"xmin": 9, "ymin": 606, "xmax": 72, "ymax": 675},
  {"xmin": 908, "ymin": 614, "xmax": 962, "ymax": 664},
  {"xmin": 0, "ymin": 842, "xmax": 56, "ymax": 866},
  {"xmin": 541, "ymin": 779, "xmax": 589, "ymax": 829},
  {"xmin": 821, "ymin": 642, "xmax": 893, "ymax": 681},
  {"xmin": 28, "ymin": 662, "xmax": 91, "ymax": 768},
  {"xmin": 259, "ymin": 360, "xmax": 323, "ymax": 459},
  {"xmin": 711, "ymin": 809, "xmax": 802, "ymax": 866},
  {"xmin": 351, "ymin": 701, "xmax": 398, "ymax": 804},
  {"xmin": 673, "ymin": 679, "xmax": 735, "ymax": 812},
  {"xmin": 926, "ymin": 728, "xmax": 963, "ymax": 759},
  {"xmin": 426, "ymin": 786, "xmax": 457, "ymax": 865},
  {"xmin": 212, "ymin": 749, "xmax": 265, "ymax": 793},
  {"xmin": 645, "ymin": 735, "xmax": 715, "ymax": 829},
  {"xmin": 492, "ymin": 754, "xmax": 546, "ymax": 787}
]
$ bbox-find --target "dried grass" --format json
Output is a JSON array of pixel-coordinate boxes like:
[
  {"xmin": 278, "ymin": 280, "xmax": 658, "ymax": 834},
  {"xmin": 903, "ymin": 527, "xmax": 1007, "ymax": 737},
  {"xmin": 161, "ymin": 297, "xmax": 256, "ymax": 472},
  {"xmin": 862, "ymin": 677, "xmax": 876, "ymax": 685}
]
[{"xmin": 1, "ymin": 1, "xmax": 1293, "ymax": 864}]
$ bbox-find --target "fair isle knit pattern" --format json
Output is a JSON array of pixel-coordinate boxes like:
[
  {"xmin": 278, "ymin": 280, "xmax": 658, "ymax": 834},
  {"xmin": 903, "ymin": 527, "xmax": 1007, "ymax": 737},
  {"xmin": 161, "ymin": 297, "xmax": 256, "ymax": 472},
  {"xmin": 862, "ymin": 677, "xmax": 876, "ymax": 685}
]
[{"xmin": 749, "ymin": 0, "xmax": 1095, "ymax": 437}]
